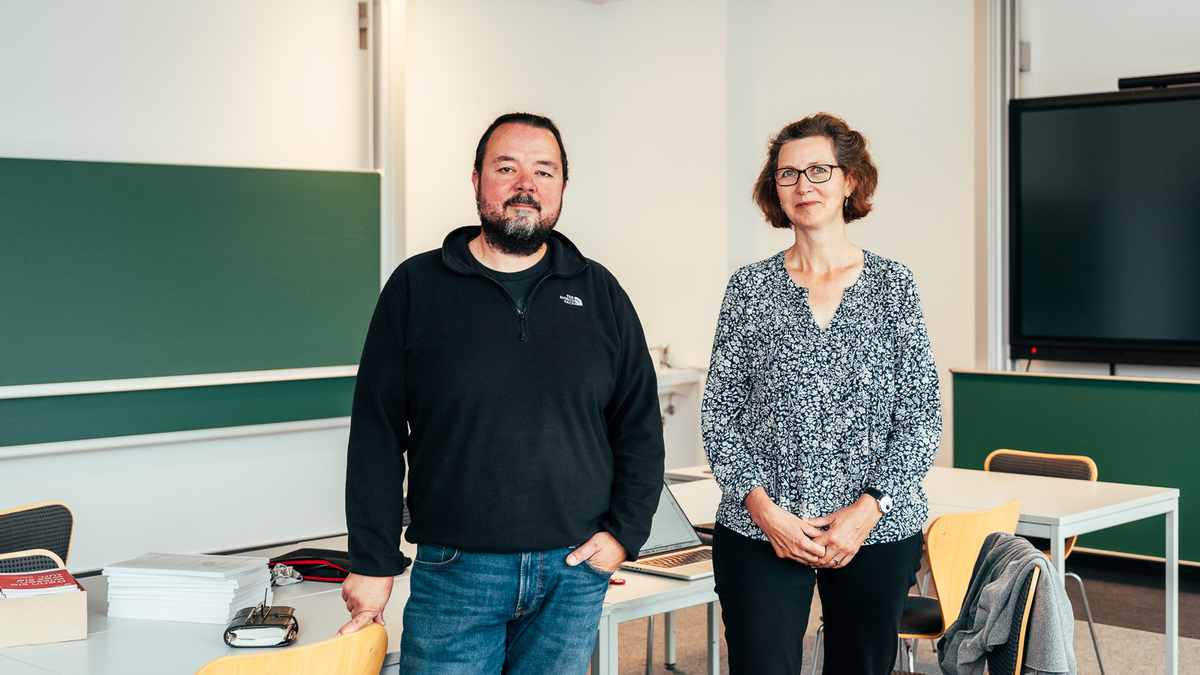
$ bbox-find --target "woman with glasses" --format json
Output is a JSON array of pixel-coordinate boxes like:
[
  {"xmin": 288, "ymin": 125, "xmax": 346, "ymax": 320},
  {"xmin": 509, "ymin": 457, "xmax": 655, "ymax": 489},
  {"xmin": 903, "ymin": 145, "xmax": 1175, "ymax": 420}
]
[{"xmin": 701, "ymin": 113, "xmax": 941, "ymax": 674}]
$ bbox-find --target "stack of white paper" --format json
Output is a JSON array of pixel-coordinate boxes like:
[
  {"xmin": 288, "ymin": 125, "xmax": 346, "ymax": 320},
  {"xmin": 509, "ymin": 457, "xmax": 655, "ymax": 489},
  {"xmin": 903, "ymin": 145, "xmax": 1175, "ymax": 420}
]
[{"xmin": 102, "ymin": 553, "xmax": 272, "ymax": 624}]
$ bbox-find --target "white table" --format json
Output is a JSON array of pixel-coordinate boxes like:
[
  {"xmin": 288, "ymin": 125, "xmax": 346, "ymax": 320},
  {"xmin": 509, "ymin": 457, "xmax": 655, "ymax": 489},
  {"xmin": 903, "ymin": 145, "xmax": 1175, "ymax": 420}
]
[
  {"xmin": 0, "ymin": 535, "xmax": 721, "ymax": 675},
  {"xmin": 924, "ymin": 466, "xmax": 1180, "ymax": 674},
  {"xmin": 592, "ymin": 572, "xmax": 719, "ymax": 675},
  {"xmin": 0, "ymin": 537, "xmax": 401, "ymax": 675},
  {"xmin": 664, "ymin": 464, "xmax": 715, "ymax": 483},
  {"xmin": 666, "ymin": 464, "xmax": 1182, "ymax": 675}
]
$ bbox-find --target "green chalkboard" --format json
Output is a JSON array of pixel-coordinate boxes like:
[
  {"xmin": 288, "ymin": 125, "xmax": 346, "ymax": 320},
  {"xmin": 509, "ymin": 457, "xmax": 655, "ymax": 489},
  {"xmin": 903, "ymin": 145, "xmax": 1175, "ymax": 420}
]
[
  {"xmin": 953, "ymin": 370, "xmax": 1200, "ymax": 562},
  {"xmin": 1, "ymin": 378, "xmax": 357, "ymax": 447},
  {"xmin": 0, "ymin": 158, "xmax": 380, "ymax": 386},
  {"xmin": 0, "ymin": 158, "xmax": 380, "ymax": 445}
]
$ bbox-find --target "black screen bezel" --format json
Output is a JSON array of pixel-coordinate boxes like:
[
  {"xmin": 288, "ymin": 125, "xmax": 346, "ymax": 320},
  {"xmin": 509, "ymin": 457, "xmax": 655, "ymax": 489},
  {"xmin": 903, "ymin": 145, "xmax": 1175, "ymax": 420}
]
[{"xmin": 1008, "ymin": 86, "xmax": 1200, "ymax": 366}]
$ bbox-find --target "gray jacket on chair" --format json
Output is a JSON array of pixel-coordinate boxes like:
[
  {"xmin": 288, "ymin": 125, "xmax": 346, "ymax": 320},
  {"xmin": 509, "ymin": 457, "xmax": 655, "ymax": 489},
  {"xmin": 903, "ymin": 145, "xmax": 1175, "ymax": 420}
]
[{"xmin": 938, "ymin": 532, "xmax": 1076, "ymax": 675}]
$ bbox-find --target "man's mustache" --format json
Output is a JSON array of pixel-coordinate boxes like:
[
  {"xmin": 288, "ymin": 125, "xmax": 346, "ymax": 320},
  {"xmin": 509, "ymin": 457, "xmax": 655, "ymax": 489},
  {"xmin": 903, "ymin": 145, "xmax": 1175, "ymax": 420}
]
[{"xmin": 505, "ymin": 194, "xmax": 541, "ymax": 211}]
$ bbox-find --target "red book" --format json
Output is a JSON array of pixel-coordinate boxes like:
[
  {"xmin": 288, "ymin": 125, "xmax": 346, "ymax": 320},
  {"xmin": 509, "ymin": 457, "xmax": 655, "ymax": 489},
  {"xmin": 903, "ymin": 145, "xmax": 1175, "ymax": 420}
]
[{"xmin": 0, "ymin": 568, "xmax": 81, "ymax": 598}]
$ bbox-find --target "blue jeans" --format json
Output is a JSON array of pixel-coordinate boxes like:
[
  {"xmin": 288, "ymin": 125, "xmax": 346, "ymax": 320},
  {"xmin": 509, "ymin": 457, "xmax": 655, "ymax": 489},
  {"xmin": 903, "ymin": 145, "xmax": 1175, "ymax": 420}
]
[{"xmin": 398, "ymin": 543, "xmax": 612, "ymax": 674}]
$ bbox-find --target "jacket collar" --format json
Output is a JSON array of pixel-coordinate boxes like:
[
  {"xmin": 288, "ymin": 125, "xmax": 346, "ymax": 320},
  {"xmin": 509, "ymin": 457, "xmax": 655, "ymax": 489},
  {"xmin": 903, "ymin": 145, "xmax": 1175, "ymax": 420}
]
[{"xmin": 440, "ymin": 226, "xmax": 588, "ymax": 278}]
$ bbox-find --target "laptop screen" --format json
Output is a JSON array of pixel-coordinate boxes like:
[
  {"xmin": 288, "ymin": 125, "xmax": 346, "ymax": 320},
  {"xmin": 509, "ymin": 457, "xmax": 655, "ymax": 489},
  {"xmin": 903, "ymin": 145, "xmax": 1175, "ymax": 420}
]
[{"xmin": 638, "ymin": 483, "xmax": 704, "ymax": 557}]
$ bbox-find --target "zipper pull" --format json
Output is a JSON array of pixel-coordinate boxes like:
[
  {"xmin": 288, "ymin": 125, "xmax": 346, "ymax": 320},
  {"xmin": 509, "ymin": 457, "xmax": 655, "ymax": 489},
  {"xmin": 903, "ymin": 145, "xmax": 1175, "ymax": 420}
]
[{"xmin": 519, "ymin": 314, "xmax": 527, "ymax": 342}]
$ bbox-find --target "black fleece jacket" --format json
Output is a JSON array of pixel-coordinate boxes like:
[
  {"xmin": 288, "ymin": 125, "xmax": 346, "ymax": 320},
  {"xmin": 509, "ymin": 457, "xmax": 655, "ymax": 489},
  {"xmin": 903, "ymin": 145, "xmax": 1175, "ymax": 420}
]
[{"xmin": 346, "ymin": 226, "xmax": 665, "ymax": 576}]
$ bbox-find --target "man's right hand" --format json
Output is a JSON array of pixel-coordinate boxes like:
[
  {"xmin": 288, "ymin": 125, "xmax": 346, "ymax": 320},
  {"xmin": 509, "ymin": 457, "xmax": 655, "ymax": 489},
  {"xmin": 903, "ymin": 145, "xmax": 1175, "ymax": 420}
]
[
  {"xmin": 338, "ymin": 573, "xmax": 395, "ymax": 635},
  {"xmin": 744, "ymin": 486, "xmax": 827, "ymax": 565}
]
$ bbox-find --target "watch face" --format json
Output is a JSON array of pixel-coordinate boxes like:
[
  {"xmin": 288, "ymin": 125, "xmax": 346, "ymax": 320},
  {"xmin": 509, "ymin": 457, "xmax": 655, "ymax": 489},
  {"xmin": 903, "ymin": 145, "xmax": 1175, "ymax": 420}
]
[{"xmin": 879, "ymin": 494, "xmax": 894, "ymax": 514}]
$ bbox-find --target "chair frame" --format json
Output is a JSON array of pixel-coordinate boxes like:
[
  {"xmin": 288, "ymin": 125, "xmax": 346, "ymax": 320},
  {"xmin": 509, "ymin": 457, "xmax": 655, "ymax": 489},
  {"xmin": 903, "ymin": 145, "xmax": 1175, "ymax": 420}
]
[
  {"xmin": 985, "ymin": 448, "xmax": 1106, "ymax": 674},
  {"xmin": 194, "ymin": 622, "xmax": 387, "ymax": 675},
  {"xmin": 891, "ymin": 548, "xmax": 1041, "ymax": 675},
  {"xmin": 896, "ymin": 499, "xmax": 1021, "ymax": 671},
  {"xmin": 1012, "ymin": 564, "xmax": 1040, "ymax": 671},
  {"xmin": 0, "ymin": 548, "xmax": 67, "ymax": 574},
  {"xmin": 812, "ymin": 499, "xmax": 1020, "ymax": 674},
  {"xmin": 0, "ymin": 499, "xmax": 76, "ymax": 564}
]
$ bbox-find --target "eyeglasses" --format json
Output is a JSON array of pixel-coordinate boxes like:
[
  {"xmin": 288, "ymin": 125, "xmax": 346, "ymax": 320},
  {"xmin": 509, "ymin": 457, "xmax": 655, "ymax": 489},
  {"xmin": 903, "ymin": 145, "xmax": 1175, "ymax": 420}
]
[{"xmin": 774, "ymin": 164, "xmax": 841, "ymax": 186}]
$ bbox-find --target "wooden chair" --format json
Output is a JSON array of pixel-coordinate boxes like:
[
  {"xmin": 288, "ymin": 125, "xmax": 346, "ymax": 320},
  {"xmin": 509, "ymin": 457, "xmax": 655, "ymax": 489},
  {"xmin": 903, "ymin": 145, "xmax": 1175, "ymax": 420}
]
[
  {"xmin": 985, "ymin": 448, "xmax": 1105, "ymax": 674},
  {"xmin": 985, "ymin": 564, "xmax": 1041, "ymax": 675},
  {"xmin": 894, "ymin": 499, "xmax": 1021, "ymax": 672},
  {"xmin": 0, "ymin": 500, "xmax": 75, "ymax": 564},
  {"xmin": 811, "ymin": 499, "xmax": 1020, "ymax": 674},
  {"xmin": 0, "ymin": 548, "xmax": 66, "ymax": 574},
  {"xmin": 194, "ymin": 623, "xmax": 387, "ymax": 675},
  {"xmin": 892, "ymin": 564, "xmax": 1040, "ymax": 675}
]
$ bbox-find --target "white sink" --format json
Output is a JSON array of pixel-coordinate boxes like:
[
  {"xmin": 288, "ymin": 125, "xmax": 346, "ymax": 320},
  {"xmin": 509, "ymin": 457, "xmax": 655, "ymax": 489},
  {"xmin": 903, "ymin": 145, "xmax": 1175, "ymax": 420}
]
[{"xmin": 655, "ymin": 367, "xmax": 705, "ymax": 394}]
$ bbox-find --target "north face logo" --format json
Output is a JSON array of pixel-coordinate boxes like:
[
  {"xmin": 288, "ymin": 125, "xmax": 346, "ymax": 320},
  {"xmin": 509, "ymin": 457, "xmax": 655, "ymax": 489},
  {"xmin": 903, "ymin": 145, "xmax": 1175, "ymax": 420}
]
[{"xmin": 560, "ymin": 294, "xmax": 583, "ymax": 307}]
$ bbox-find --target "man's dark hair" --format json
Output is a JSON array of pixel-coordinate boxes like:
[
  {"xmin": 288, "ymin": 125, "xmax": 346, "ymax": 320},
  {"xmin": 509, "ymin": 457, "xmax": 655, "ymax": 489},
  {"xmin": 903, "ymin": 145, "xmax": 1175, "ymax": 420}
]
[{"xmin": 473, "ymin": 112, "xmax": 569, "ymax": 182}]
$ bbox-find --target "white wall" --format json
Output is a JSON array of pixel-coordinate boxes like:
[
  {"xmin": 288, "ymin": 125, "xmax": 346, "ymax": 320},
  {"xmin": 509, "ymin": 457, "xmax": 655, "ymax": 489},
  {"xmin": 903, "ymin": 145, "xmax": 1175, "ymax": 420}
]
[
  {"xmin": 1013, "ymin": 0, "xmax": 1200, "ymax": 381},
  {"xmin": 724, "ymin": 0, "xmax": 978, "ymax": 464},
  {"xmin": 0, "ymin": 0, "xmax": 370, "ymax": 169},
  {"xmin": 403, "ymin": 0, "xmax": 730, "ymax": 468},
  {"xmin": 0, "ymin": 0, "xmax": 371, "ymax": 572},
  {"xmin": 1, "ymin": 426, "xmax": 350, "ymax": 573},
  {"xmin": 404, "ymin": 0, "xmax": 729, "ymax": 371},
  {"xmin": 1018, "ymin": 0, "xmax": 1200, "ymax": 99},
  {"xmin": 405, "ymin": 0, "xmax": 977, "ymax": 464},
  {"xmin": 2, "ymin": 0, "xmax": 989, "ymax": 570}
]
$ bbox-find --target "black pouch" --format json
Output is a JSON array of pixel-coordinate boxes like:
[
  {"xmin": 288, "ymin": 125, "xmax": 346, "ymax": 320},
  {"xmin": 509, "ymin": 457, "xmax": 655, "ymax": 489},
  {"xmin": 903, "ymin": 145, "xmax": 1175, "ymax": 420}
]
[{"xmin": 268, "ymin": 547, "xmax": 410, "ymax": 582}]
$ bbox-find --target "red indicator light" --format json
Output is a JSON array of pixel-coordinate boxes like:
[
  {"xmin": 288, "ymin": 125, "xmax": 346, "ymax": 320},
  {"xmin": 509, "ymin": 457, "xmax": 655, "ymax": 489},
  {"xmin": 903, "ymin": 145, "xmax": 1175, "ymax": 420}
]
[{"xmin": 1031, "ymin": 347, "xmax": 1038, "ymax": 355}]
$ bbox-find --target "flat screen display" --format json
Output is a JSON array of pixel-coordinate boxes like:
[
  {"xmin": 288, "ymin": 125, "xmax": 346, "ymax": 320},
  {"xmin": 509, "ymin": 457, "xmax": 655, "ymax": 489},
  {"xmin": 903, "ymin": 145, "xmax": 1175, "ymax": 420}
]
[{"xmin": 1010, "ymin": 87, "xmax": 1200, "ymax": 365}]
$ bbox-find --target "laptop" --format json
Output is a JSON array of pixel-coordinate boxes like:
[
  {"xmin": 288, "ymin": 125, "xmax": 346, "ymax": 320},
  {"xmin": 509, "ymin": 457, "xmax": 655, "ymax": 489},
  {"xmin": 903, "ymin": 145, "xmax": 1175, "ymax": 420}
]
[{"xmin": 620, "ymin": 483, "xmax": 714, "ymax": 580}]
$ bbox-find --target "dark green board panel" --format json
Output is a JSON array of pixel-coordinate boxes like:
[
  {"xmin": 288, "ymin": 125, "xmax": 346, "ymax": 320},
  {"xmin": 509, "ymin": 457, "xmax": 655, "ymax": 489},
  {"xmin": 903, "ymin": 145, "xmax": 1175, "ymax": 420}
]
[
  {"xmin": 953, "ymin": 371, "xmax": 1199, "ymax": 561},
  {"xmin": 0, "ymin": 158, "xmax": 381, "ymax": 386},
  {"xmin": 0, "ymin": 378, "xmax": 356, "ymax": 447}
]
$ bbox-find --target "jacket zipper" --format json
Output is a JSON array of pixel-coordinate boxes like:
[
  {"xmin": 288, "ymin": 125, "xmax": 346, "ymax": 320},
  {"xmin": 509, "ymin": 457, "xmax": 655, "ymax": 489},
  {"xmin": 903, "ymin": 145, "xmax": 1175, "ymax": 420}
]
[
  {"xmin": 474, "ymin": 273, "xmax": 554, "ymax": 342},
  {"xmin": 517, "ymin": 276, "xmax": 554, "ymax": 342}
]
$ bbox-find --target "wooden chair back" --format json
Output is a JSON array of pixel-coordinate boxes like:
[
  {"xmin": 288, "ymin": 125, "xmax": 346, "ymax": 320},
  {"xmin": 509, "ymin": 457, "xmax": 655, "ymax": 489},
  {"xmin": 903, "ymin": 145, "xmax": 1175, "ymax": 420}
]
[
  {"xmin": 982, "ymin": 559, "xmax": 1042, "ymax": 675},
  {"xmin": 194, "ymin": 623, "xmax": 387, "ymax": 675},
  {"xmin": 926, "ymin": 499, "xmax": 1021, "ymax": 626},
  {"xmin": 985, "ymin": 448, "xmax": 1097, "ymax": 558},
  {"xmin": 1013, "ymin": 565, "xmax": 1040, "ymax": 671},
  {"xmin": 0, "ymin": 548, "xmax": 66, "ymax": 574},
  {"xmin": 0, "ymin": 500, "xmax": 74, "ymax": 564}
]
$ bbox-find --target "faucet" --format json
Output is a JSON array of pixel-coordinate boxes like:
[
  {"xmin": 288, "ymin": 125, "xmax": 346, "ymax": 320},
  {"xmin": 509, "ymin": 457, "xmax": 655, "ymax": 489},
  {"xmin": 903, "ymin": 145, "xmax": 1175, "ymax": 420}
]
[{"xmin": 656, "ymin": 343, "xmax": 671, "ymax": 370}]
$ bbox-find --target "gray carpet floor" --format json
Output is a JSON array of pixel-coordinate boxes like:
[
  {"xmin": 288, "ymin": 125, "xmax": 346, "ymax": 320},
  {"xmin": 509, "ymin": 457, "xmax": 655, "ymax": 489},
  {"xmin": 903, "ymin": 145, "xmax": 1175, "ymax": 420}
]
[
  {"xmin": 608, "ymin": 602, "xmax": 1200, "ymax": 674},
  {"xmin": 604, "ymin": 558, "xmax": 1200, "ymax": 675},
  {"xmin": 1063, "ymin": 556, "xmax": 1200, "ymax": 639}
]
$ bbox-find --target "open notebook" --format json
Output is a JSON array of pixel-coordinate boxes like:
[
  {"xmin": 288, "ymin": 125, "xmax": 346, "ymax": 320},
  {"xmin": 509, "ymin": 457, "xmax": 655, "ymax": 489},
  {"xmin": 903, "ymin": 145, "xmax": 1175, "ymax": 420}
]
[{"xmin": 619, "ymin": 483, "xmax": 713, "ymax": 581}]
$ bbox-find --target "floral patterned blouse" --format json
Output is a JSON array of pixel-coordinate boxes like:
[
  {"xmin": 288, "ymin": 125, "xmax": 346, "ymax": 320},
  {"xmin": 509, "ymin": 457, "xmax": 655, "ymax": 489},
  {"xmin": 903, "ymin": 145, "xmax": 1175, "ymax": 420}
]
[{"xmin": 701, "ymin": 250, "xmax": 941, "ymax": 545}]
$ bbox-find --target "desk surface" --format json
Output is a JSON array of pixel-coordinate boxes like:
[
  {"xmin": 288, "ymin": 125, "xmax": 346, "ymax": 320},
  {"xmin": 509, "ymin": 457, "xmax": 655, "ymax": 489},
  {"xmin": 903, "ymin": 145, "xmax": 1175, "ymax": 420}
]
[
  {"xmin": 667, "ymin": 464, "xmax": 1179, "ymax": 528},
  {"xmin": 0, "ymin": 534, "xmax": 718, "ymax": 675},
  {"xmin": 665, "ymin": 463, "xmax": 1181, "ymax": 674},
  {"xmin": 0, "ymin": 536, "xmax": 396, "ymax": 674},
  {"xmin": 924, "ymin": 466, "xmax": 1178, "ymax": 534}
]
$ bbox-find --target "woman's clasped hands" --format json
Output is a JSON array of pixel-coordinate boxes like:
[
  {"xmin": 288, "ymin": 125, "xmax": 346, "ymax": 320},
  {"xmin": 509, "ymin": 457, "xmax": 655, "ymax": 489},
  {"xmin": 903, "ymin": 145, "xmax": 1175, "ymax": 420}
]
[{"xmin": 745, "ymin": 487, "xmax": 883, "ymax": 569}]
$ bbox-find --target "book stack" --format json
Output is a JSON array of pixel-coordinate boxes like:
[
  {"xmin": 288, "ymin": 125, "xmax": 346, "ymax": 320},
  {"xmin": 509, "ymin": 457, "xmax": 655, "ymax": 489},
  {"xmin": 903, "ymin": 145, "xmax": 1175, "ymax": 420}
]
[
  {"xmin": 102, "ymin": 553, "xmax": 272, "ymax": 624},
  {"xmin": 0, "ymin": 568, "xmax": 81, "ymax": 598}
]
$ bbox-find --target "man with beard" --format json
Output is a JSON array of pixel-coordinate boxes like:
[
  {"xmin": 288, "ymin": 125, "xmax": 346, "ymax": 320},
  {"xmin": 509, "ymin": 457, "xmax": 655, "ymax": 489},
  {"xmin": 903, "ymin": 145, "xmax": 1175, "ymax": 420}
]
[{"xmin": 339, "ymin": 112, "xmax": 664, "ymax": 674}]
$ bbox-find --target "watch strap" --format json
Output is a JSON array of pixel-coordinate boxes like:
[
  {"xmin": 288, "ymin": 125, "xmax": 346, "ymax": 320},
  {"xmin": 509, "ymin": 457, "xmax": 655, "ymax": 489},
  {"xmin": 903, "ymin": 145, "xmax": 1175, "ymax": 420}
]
[{"xmin": 862, "ymin": 487, "xmax": 891, "ymax": 514}]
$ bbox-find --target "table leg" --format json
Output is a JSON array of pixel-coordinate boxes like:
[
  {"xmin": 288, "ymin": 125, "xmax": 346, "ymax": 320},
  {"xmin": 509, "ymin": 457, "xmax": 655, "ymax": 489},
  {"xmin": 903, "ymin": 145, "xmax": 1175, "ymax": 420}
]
[
  {"xmin": 593, "ymin": 614, "xmax": 618, "ymax": 675},
  {"xmin": 707, "ymin": 600, "xmax": 720, "ymax": 675},
  {"xmin": 665, "ymin": 611, "xmax": 677, "ymax": 668},
  {"xmin": 1166, "ymin": 501, "xmax": 1179, "ymax": 675},
  {"xmin": 646, "ymin": 615, "xmax": 655, "ymax": 675},
  {"xmin": 1049, "ymin": 524, "xmax": 1066, "ymax": 586}
]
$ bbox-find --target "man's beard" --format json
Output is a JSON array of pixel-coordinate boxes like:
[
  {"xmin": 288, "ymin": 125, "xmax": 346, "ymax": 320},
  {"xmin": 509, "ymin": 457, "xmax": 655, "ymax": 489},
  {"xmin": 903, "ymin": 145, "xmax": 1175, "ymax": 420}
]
[{"xmin": 477, "ymin": 192, "xmax": 560, "ymax": 256}]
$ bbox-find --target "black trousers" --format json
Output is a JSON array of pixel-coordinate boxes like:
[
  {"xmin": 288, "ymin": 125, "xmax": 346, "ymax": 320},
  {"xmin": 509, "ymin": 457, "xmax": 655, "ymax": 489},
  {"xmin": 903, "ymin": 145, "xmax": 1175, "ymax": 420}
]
[{"xmin": 713, "ymin": 522, "xmax": 923, "ymax": 675}]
